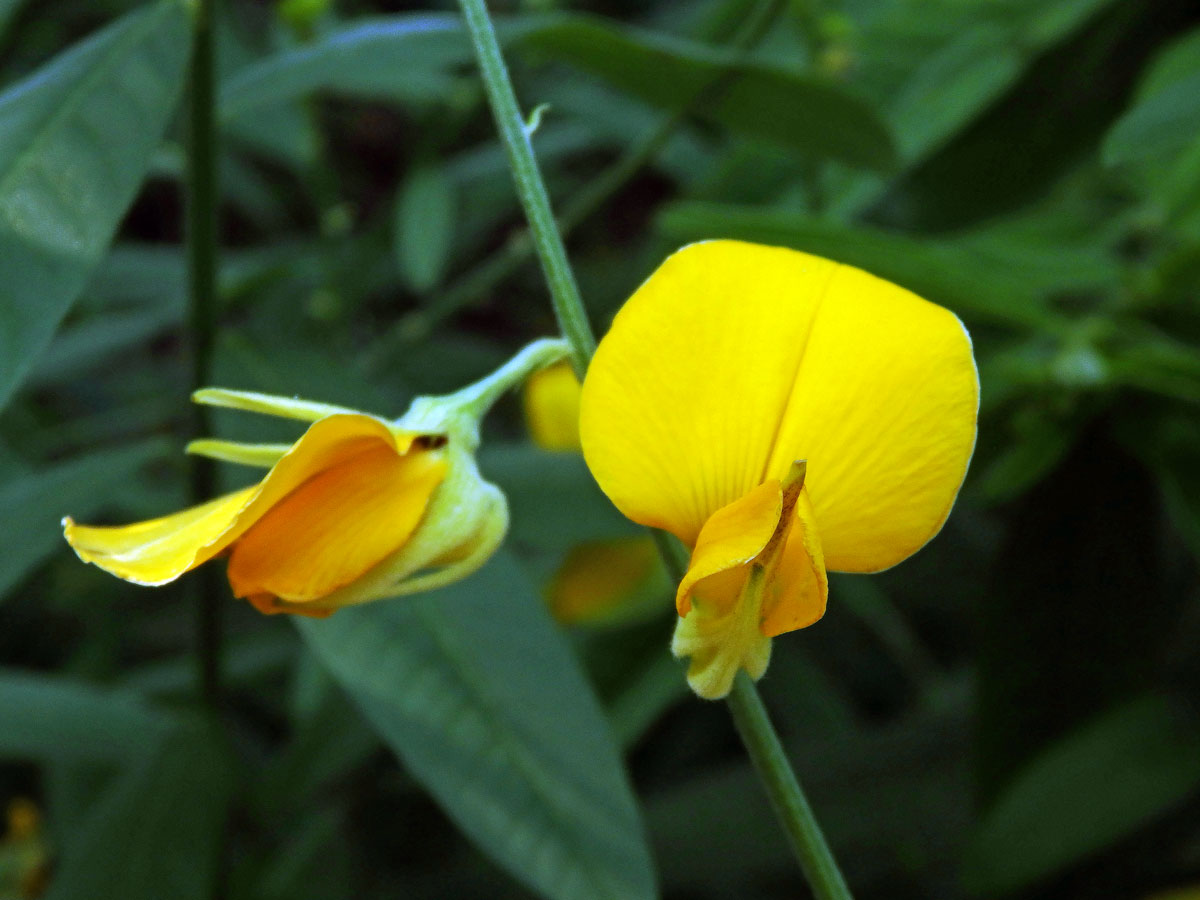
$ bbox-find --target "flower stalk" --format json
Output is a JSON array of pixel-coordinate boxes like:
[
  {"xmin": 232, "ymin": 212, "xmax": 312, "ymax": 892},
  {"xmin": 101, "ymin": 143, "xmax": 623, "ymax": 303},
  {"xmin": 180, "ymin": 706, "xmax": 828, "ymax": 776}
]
[
  {"xmin": 454, "ymin": 0, "xmax": 596, "ymax": 379},
  {"xmin": 185, "ymin": 0, "xmax": 221, "ymax": 707},
  {"xmin": 456, "ymin": 0, "xmax": 854, "ymax": 893},
  {"xmin": 726, "ymin": 672, "xmax": 853, "ymax": 900}
]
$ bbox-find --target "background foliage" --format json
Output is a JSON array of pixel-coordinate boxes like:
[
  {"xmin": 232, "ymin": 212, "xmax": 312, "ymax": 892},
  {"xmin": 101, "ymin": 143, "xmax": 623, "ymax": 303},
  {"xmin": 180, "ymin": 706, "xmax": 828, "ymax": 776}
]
[{"xmin": 1, "ymin": 0, "xmax": 1199, "ymax": 897}]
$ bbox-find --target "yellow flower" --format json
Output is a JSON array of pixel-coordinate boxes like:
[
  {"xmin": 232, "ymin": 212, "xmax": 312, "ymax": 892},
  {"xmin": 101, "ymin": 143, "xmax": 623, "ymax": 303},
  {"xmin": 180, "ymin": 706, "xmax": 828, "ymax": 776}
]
[
  {"xmin": 547, "ymin": 537, "xmax": 665, "ymax": 625},
  {"xmin": 0, "ymin": 798, "xmax": 49, "ymax": 899},
  {"xmin": 523, "ymin": 361, "xmax": 582, "ymax": 452},
  {"xmin": 64, "ymin": 339, "xmax": 568, "ymax": 616},
  {"xmin": 523, "ymin": 361, "xmax": 665, "ymax": 625},
  {"xmin": 580, "ymin": 241, "xmax": 979, "ymax": 698},
  {"xmin": 64, "ymin": 392, "xmax": 502, "ymax": 617}
]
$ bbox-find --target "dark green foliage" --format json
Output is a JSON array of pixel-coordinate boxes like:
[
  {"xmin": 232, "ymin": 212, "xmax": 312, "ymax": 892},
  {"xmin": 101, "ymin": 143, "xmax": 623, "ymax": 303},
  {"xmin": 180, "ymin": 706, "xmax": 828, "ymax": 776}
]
[{"xmin": 1, "ymin": 0, "xmax": 1199, "ymax": 898}]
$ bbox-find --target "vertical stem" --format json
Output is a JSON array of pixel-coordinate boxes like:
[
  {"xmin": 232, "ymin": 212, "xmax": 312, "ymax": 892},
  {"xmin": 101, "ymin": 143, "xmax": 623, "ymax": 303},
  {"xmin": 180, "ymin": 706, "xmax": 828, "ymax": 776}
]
[
  {"xmin": 458, "ymin": 2, "xmax": 854, "ymax": 894},
  {"xmin": 727, "ymin": 673, "xmax": 854, "ymax": 899},
  {"xmin": 455, "ymin": 0, "xmax": 596, "ymax": 379},
  {"xmin": 186, "ymin": 0, "xmax": 221, "ymax": 708}
]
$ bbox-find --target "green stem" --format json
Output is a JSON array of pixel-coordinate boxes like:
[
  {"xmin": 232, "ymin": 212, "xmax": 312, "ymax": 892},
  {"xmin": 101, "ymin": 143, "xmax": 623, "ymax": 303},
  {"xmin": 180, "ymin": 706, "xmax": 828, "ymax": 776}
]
[
  {"xmin": 455, "ymin": 0, "xmax": 595, "ymax": 378},
  {"xmin": 186, "ymin": 0, "xmax": 221, "ymax": 708},
  {"xmin": 727, "ymin": 672, "xmax": 854, "ymax": 899}
]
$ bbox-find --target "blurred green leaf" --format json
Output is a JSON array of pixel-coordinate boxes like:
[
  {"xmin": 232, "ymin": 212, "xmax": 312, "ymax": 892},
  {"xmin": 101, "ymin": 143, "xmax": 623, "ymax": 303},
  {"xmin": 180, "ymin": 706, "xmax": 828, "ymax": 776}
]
[
  {"xmin": 47, "ymin": 718, "xmax": 234, "ymax": 900},
  {"xmin": 651, "ymin": 705, "xmax": 971, "ymax": 894},
  {"xmin": 297, "ymin": 553, "xmax": 656, "ymax": 900},
  {"xmin": 979, "ymin": 410, "xmax": 1080, "ymax": 504},
  {"xmin": 0, "ymin": 670, "xmax": 171, "ymax": 763},
  {"xmin": 219, "ymin": 15, "xmax": 468, "ymax": 121},
  {"xmin": 1108, "ymin": 325, "xmax": 1200, "ymax": 403},
  {"xmin": 1104, "ymin": 70, "xmax": 1200, "ymax": 166},
  {"xmin": 515, "ymin": 13, "xmax": 896, "ymax": 170},
  {"xmin": 828, "ymin": 0, "xmax": 1119, "ymax": 215},
  {"xmin": 222, "ymin": 12, "xmax": 897, "ymax": 170},
  {"xmin": 964, "ymin": 695, "xmax": 1200, "ymax": 896},
  {"xmin": 28, "ymin": 307, "xmax": 178, "ymax": 388},
  {"xmin": 0, "ymin": 440, "xmax": 168, "ymax": 599},
  {"xmin": 394, "ymin": 164, "xmax": 457, "ymax": 294},
  {"xmin": 1120, "ymin": 415, "xmax": 1200, "ymax": 566},
  {"xmin": 657, "ymin": 202, "xmax": 1067, "ymax": 329},
  {"xmin": 254, "ymin": 656, "xmax": 380, "ymax": 814},
  {"xmin": 0, "ymin": 0, "xmax": 24, "ymax": 37},
  {"xmin": 0, "ymin": 0, "xmax": 191, "ymax": 409},
  {"xmin": 1104, "ymin": 26, "xmax": 1200, "ymax": 168}
]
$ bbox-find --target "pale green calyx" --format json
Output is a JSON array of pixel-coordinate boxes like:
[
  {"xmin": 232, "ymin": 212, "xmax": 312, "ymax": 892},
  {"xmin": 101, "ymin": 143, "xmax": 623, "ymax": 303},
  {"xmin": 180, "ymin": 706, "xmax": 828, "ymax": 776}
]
[{"xmin": 393, "ymin": 337, "xmax": 570, "ymax": 449}]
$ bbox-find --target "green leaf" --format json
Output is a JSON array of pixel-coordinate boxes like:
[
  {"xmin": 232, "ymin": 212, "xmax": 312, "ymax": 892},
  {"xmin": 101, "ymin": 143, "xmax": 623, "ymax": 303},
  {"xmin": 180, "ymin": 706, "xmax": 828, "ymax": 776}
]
[
  {"xmin": 220, "ymin": 12, "xmax": 897, "ymax": 170},
  {"xmin": 47, "ymin": 718, "xmax": 234, "ymax": 900},
  {"xmin": 1119, "ymin": 415, "xmax": 1200, "ymax": 566},
  {"xmin": 656, "ymin": 202, "xmax": 1066, "ymax": 329},
  {"xmin": 0, "ymin": 669, "xmax": 172, "ymax": 763},
  {"xmin": 0, "ymin": 0, "xmax": 192, "ymax": 409},
  {"xmin": 28, "ymin": 306, "xmax": 179, "ymax": 388},
  {"xmin": 0, "ymin": 440, "xmax": 168, "ymax": 599},
  {"xmin": 296, "ymin": 553, "xmax": 656, "ymax": 900},
  {"xmin": 219, "ymin": 15, "xmax": 468, "ymax": 121},
  {"xmin": 394, "ymin": 164, "xmax": 457, "ymax": 293},
  {"xmin": 0, "ymin": 0, "xmax": 25, "ymax": 37},
  {"xmin": 514, "ymin": 14, "xmax": 896, "ymax": 170},
  {"xmin": 964, "ymin": 695, "xmax": 1200, "ymax": 895},
  {"xmin": 1103, "ymin": 70, "xmax": 1200, "ymax": 166}
]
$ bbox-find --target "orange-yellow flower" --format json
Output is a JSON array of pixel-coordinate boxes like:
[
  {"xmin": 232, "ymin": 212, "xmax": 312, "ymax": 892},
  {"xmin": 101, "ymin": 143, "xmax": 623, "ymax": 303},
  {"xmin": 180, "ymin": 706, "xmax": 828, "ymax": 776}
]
[
  {"xmin": 64, "ymin": 339, "xmax": 567, "ymax": 616},
  {"xmin": 580, "ymin": 241, "xmax": 979, "ymax": 697}
]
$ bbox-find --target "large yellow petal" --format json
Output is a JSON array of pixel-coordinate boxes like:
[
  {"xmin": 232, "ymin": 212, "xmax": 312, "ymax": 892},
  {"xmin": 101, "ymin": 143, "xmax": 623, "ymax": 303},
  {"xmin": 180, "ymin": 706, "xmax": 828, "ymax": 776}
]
[
  {"xmin": 580, "ymin": 241, "xmax": 836, "ymax": 544},
  {"xmin": 227, "ymin": 445, "xmax": 446, "ymax": 602},
  {"xmin": 63, "ymin": 414, "xmax": 420, "ymax": 587},
  {"xmin": 762, "ymin": 262, "xmax": 978, "ymax": 572},
  {"xmin": 675, "ymin": 479, "xmax": 781, "ymax": 618}
]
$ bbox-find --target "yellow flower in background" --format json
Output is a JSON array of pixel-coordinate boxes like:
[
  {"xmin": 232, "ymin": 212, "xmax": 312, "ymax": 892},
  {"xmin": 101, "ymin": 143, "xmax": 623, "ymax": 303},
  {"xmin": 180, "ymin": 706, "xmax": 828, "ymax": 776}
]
[
  {"xmin": 64, "ymin": 339, "xmax": 568, "ymax": 616},
  {"xmin": 580, "ymin": 241, "xmax": 979, "ymax": 698},
  {"xmin": 523, "ymin": 362, "xmax": 665, "ymax": 625},
  {"xmin": 0, "ymin": 799, "xmax": 49, "ymax": 899},
  {"xmin": 524, "ymin": 361, "xmax": 582, "ymax": 452},
  {"xmin": 548, "ymin": 537, "xmax": 665, "ymax": 626}
]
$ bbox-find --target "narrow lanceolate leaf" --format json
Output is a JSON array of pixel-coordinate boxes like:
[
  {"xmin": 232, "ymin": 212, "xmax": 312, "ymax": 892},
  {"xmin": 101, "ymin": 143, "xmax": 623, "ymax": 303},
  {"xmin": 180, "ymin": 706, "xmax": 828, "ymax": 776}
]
[
  {"xmin": 46, "ymin": 718, "xmax": 234, "ymax": 900},
  {"xmin": 0, "ymin": 669, "xmax": 172, "ymax": 764},
  {"xmin": 219, "ymin": 15, "xmax": 468, "ymax": 121},
  {"xmin": 219, "ymin": 13, "xmax": 897, "ymax": 171},
  {"xmin": 964, "ymin": 695, "xmax": 1200, "ymax": 896},
  {"xmin": 0, "ymin": 0, "xmax": 191, "ymax": 410},
  {"xmin": 1103, "ymin": 69, "xmax": 1200, "ymax": 166},
  {"xmin": 394, "ymin": 164, "xmax": 457, "ymax": 293},
  {"xmin": 298, "ymin": 553, "xmax": 656, "ymax": 900},
  {"xmin": 510, "ymin": 14, "xmax": 897, "ymax": 171}
]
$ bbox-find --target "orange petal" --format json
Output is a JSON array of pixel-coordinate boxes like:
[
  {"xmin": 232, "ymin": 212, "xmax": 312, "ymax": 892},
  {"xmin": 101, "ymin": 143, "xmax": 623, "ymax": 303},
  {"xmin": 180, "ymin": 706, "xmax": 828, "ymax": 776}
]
[
  {"xmin": 226, "ymin": 444, "xmax": 446, "ymax": 602},
  {"xmin": 675, "ymin": 480, "xmax": 781, "ymax": 618},
  {"xmin": 760, "ymin": 487, "xmax": 828, "ymax": 637}
]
